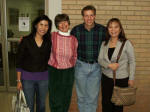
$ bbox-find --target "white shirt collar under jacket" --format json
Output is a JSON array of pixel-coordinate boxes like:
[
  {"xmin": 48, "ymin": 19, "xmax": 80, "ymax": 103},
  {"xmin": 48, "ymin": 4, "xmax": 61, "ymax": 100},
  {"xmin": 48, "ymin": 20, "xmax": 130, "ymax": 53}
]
[{"xmin": 58, "ymin": 30, "xmax": 70, "ymax": 36}]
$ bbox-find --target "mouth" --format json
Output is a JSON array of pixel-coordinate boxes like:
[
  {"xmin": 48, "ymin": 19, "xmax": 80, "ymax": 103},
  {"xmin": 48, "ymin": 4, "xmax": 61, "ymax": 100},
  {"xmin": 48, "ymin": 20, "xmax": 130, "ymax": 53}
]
[
  {"xmin": 110, "ymin": 32, "xmax": 119, "ymax": 36},
  {"xmin": 87, "ymin": 21, "xmax": 92, "ymax": 23},
  {"xmin": 40, "ymin": 30, "xmax": 46, "ymax": 34}
]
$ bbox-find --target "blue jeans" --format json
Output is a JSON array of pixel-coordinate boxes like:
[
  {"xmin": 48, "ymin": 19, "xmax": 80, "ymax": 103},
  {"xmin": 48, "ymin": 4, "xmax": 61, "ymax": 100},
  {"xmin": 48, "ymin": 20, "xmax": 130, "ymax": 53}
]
[
  {"xmin": 75, "ymin": 59, "xmax": 101, "ymax": 112},
  {"xmin": 22, "ymin": 80, "xmax": 48, "ymax": 112}
]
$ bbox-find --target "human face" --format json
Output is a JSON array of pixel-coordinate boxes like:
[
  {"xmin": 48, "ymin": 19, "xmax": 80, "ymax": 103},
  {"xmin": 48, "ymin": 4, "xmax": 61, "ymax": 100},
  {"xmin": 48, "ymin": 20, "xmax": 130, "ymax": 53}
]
[
  {"xmin": 36, "ymin": 20, "xmax": 49, "ymax": 37},
  {"xmin": 83, "ymin": 10, "xmax": 96, "ymax": 28},
  {"xmin": 108, "ymin": 22, "xmax": 121, "ymax": 38},
  {"xmin": 58, "ymin": 21, "xmax": 69, "ymax": 32}
]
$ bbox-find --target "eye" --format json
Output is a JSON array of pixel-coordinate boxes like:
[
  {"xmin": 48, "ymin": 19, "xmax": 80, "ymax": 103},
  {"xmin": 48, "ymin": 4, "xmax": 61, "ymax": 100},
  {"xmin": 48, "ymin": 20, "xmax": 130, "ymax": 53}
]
[
  {"xmin": 108, "ymin": 26, "xmax": 112, "ymax": 29},
  {"xmin": 39, "ymin": 23, "xmax": 43, "ymax": 26}
]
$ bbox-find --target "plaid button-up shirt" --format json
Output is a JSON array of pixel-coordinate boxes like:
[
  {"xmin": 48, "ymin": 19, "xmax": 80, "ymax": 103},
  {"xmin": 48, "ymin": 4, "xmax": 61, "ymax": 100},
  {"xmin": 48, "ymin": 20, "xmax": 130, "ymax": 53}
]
[{"xmin": 71, "ymin": 23, "xmax": 106, "ymax": 62}]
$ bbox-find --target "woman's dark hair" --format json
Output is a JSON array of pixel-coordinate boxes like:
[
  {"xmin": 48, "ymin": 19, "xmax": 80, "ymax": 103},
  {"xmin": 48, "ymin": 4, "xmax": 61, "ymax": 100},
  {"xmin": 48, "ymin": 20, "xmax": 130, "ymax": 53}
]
[
  {"xmin": 104, "ymin": 18, "xmax": 127, "ymax": 45},
  {"xmin": 28, "ymin": 15, "xmax": 52, "ymax": 40},
  {"xmin": 55, "ymin": 14, "xmax": 70, "ymax": 29},
  {"xmin": 81, "ymin": 5, "xmax": 96, "ymax": 16}
]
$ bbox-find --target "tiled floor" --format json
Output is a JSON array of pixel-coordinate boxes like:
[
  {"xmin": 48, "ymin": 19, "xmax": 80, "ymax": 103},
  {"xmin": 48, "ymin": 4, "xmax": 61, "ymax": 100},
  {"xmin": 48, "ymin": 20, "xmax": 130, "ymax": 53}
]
[{"xmin": 0, "ymin": 92, "xmax": 50, "ymax": 112}]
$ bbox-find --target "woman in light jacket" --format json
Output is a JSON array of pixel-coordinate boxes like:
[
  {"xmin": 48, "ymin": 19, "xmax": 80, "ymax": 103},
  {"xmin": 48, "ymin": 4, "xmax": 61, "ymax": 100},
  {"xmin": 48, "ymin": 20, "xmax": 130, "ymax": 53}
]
[{"xmin": 98, "ymin": 18, "xmax": 136, "ymax": 112}]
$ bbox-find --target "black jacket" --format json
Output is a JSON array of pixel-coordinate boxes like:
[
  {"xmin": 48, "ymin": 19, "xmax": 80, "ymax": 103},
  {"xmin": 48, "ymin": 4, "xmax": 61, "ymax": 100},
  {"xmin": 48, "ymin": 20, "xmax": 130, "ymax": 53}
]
[{"xmin": 16, "ymin": 36, "xmax": 51, "ymax": 72}]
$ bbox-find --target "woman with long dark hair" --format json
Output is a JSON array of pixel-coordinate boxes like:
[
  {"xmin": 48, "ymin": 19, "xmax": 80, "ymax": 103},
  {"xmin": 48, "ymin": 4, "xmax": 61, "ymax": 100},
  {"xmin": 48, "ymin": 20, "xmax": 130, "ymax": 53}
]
[
  {"xmin": 98, "ymin": 18, "xmax": 136, "ymax": 112},
  {"xmin": 16, "ymin": 15, "xmax": 52, "ymax": 112}
]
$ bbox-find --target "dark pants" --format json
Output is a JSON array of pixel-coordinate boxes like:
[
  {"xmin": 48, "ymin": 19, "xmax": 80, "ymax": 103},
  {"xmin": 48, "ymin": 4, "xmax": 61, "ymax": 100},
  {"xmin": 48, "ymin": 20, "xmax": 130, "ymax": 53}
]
[
  {"xmin": 22, "ymin": 80, "xmax": 48, "ymax": 112},
  {"xmin": 101, "ymin": 73, "xmax": 128, "ymax": 112},
  {"xmin": 48, "ymin": 66, "xmax": 74, "ymax": 112}
]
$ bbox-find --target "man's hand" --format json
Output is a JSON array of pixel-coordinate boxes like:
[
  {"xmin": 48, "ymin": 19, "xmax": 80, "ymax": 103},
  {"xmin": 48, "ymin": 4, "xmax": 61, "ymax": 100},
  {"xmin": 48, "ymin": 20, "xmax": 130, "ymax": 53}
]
[{"xmin": 19, "ymin": 36, "xmax": 23, "ymax": 43}]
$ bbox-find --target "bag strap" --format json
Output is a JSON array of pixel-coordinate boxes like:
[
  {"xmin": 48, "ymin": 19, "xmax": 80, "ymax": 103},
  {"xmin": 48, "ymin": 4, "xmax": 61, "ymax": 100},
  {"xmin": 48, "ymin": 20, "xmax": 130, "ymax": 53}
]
[
  {"xmin": 113, "ymin": 40, "xmax": 127, "ymax": 86},
  {"xmin": 19, "ymin": 90, "xmax": 28, "ymax": 106}
]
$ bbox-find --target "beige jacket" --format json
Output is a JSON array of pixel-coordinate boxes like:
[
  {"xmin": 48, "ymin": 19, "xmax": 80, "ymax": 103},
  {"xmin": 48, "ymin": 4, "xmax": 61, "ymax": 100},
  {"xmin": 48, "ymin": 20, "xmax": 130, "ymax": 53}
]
[{"xmin": 98, "ymin": 40, "xmax": 136, "ymax": 80}]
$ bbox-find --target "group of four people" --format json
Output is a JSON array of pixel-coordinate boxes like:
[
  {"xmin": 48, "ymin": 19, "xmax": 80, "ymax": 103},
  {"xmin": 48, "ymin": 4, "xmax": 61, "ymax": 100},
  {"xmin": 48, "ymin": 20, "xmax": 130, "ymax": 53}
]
[{"xmin": 16, "ymin": 5, "xmax": 135, "ymax": 112}]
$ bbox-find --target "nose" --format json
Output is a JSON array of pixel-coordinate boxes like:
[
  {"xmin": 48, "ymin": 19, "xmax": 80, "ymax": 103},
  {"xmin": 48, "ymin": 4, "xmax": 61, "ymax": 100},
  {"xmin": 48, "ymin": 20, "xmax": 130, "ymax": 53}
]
[
  {"xmin": 111, "ymin": 27, "xmax": 115, "ymax": 31},
  {"xmin": 62, "ymin": 23, "xmax": 68, "ymax": 28},
  {"xmin": 43, "ymin": 25, "xmax": 48, "ymax": 29},
  {"xmin": 87, "ymin": 16, "xmax": 92, "ymax": 19}
]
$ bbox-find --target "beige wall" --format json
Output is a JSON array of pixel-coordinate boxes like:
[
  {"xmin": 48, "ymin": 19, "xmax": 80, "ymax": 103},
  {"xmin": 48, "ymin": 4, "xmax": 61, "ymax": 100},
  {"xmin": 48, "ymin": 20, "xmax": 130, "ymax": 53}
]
[{"xmin": 62, "ymin": 0, "xmax": 150, "ymax": 112}]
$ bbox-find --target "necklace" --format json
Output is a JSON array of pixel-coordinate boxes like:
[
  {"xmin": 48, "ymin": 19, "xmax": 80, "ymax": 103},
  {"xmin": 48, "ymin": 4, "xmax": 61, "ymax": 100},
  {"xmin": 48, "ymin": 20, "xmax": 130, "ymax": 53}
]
[
  {"xmin": 109, "ymin": 39, "xmax": 118, "ymax": 48},
  {"xmin": 110, "ymin": 38, "xmax": 118, "ymax": 43}
]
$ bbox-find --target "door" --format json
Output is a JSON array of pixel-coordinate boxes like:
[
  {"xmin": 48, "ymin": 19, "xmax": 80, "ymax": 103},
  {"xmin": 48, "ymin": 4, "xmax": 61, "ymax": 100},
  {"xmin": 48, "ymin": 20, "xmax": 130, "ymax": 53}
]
[
  {"xmin": 0, "ymin": 0, "xmax": 46, "ymax": 91},
  {"xmin": 0, "ymin": 0, "xmax": 7, "ymax": 91}
]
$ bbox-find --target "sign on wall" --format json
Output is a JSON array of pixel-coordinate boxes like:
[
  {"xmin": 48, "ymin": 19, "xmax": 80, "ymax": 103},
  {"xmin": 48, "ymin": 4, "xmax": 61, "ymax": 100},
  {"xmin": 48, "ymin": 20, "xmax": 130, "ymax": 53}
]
[{"xmin": 19, "ymin": 17, "xmax": 29, "ymax": 31}]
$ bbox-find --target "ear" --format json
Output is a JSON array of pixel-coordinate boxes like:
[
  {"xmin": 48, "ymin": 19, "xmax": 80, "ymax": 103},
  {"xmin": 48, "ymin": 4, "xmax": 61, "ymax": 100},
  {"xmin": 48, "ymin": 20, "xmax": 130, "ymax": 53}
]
[{"xmin": 82, "ymin": 16, "xmax": 84, "ymax": 20}]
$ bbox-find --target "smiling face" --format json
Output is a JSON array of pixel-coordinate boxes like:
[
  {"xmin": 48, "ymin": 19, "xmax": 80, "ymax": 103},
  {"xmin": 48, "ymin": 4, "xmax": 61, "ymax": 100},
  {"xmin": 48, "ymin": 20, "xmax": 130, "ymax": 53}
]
[
  {"xmin": 36, "ymin": 20, "xmax": 49, "ymax": 37},
  {"xmin": 58, "ymin": 21, "xmax": 69, "ymax": 32},
  {"xmin": 83, "ymin": 10, "xmax": 96, "ymax": 28},
  {"xmin": 108, "ymin": 21, "xmax": 121, "ymax": 39}
]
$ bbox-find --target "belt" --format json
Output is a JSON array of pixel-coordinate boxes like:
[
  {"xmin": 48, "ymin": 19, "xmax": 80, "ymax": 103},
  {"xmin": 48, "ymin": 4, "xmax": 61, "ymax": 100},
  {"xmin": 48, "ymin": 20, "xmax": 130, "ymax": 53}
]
[{"xmin": 80, "ymin": 59, "xmax": 98, "ymax": 64}]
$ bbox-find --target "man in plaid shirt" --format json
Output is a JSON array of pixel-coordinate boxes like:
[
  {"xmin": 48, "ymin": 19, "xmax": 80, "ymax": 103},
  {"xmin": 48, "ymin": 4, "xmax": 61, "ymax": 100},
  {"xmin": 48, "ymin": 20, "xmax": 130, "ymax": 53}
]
[{"xmin": 71, "ymin": 5, "xmax": 106, "ymax": 112}]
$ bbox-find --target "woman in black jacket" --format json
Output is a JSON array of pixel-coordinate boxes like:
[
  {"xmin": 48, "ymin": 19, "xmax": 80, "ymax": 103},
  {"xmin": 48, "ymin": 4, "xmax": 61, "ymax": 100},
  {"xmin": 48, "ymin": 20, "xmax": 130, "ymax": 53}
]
[{"xmin": 16, "ymin": 15, "xmax": 52, "ymax": 112}]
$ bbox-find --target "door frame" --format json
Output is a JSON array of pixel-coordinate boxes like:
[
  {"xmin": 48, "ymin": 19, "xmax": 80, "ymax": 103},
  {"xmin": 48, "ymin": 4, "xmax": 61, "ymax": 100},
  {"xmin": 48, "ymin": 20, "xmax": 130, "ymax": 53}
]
[{"xmin": 0, "ymin": 0, "xmax": 9, "ymax": 91}]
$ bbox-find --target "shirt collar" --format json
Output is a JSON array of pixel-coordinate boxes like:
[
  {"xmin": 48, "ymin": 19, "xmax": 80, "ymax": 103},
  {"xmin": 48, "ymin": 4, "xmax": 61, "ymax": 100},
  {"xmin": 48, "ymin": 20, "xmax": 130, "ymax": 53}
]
[
  {"xmin": 82, "ymin": 22, "xmax": 97, "ymax": 31},
  {"xmin": 58, "ymin": 30, "xmax": 70, "ymax": 36}
]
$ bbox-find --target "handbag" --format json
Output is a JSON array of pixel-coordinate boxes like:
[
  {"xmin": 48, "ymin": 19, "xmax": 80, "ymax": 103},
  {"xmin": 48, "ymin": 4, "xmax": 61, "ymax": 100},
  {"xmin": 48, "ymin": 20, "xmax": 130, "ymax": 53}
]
[
  {"xmin": 111, "ymin": 40, "xmax": 137, "ymax": 106},
  {"xmin": 12, "ymin": 90, "xmax": 30, "ymax": 112}
]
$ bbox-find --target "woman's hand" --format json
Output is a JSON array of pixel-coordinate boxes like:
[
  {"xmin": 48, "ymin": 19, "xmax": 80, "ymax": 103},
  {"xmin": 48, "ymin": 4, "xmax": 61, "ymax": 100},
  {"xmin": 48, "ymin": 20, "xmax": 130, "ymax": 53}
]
[
  {"xmin": 128, "ymin": 80, "xmax": 134, "ymax": 87},
  {"xmin": 17, "ymin": 81, "xmax": 22, "ymax": 90},
  {"xmin": 108, "ymin": 63, "xmax": 119, "ymax": 71}
]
